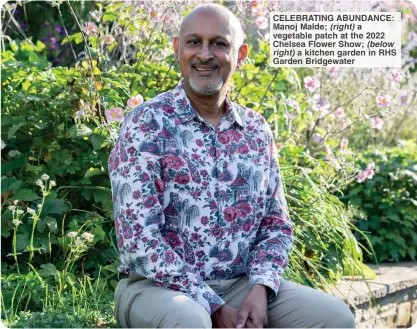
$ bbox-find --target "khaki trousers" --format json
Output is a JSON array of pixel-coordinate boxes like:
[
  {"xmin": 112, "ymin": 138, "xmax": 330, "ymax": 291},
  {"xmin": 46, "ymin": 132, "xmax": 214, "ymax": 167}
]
[{"xmin": 114, "ymin": 274, "xmax": 355, "ymax": 328}]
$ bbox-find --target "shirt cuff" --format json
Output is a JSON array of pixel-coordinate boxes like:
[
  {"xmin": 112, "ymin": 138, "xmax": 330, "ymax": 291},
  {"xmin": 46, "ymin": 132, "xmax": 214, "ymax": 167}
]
[
  {"xmin": 193, "ymin": 278, "xmax": 226, "ymax": 315},
  {"xmin": 249, "ymin": 271, "xmax": 281, "ymax": 303}
]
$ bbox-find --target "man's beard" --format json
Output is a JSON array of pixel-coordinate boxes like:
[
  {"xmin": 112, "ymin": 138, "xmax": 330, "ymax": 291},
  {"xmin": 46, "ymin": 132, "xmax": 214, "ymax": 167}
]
[{"xmin": 189, "ymin": 75, "xmax": 223, "ymax": 95}]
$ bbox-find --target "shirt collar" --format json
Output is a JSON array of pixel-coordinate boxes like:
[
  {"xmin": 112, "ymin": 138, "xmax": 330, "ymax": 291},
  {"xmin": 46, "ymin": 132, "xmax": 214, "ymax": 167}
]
[{"xmin": 172, "ymin": 79, "xmax": 244, "ymax": 129}]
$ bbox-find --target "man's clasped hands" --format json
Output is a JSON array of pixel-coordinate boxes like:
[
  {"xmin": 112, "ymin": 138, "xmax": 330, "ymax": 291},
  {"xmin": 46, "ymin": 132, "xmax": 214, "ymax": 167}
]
[{"xmin": 212, "ymin": 285, "xmax": 269, "ymax": 328}]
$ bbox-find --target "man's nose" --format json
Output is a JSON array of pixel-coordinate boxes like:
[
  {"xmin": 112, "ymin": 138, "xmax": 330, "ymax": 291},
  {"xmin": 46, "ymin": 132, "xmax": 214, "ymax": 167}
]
[{"xmin": 196, "ymin": 42, "xmax": 213, "ymax": 62}]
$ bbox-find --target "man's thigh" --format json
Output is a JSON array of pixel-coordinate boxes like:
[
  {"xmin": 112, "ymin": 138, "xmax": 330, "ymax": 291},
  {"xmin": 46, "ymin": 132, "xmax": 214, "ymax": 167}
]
[
  {"xmin": 220, "ymin": 276, "xmax": 355, "ymax": 328},
  {"xmin": 114, "ymin": 278, "xmax": 212, "ymax": 328},
  {"xmin": 267, "ymin": 279, "xmax": 355, "ymax": 328}
]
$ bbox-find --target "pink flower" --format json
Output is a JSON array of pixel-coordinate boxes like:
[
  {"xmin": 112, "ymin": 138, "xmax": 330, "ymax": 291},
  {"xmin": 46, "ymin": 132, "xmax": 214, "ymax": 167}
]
[
  {"xmin": 127, "ymin": 94, "xmax": 144, "ymax": 108},
  {"xmin": 242, "ymin": 222, "xmax": 252, "ymax": 232},
  {"xmin": 238, "ymin": 144, "xmax": 249, "ymax": 154},
  {"xmin": 149, "ymin": 7, "xmax": 161, "ymax": 22},
  {"xmin": 105, "ymin": 107, "xmax": 124, "ymax": 123},
  {"xmin": 104, "ymin": 35, "xmax": 115, "ymax": 44},
  {"xmin": 237, "ymin": 202, "xmax": 252, "ymax": 217},
  {"xmin": 255, "ymin": 16, "xmax": 268, "ymax": 29},
  {"xmin": 391, "ymin": 70, "xmax": 402, "ymax": 82},
  {"xmin": 175, "ymin": 173, "xmax": 190, "ymax": 185},
  {"xmin": 371, "ymin": 117, "xmax": 384, "ymax": 130},
  {"xmin": 163, "ymin": 250, "xmax": 175, "ymax": 264},
  {"xmin": 376, "ymin": 95, "xmax": 392, "ymax": 108},
  {"xmin": 223, "ymin": 207, "xmax": 237, "ymax": 222},
  {"xmin": 340, "ymin": 138, "xmax": 348, "ymax": 154},
  {"xmin": 335, "ymin": 107, "xmax": 345, "ymax": 119},
  {"xmin": 144, "ymin": 196, "xmax": 157, "ymax": 208},
  {"xmin": 357, "ymin": 163, "xmax": 375, "ymax": 183},
  {"xmin": 218, "ymin": 132, "xmax": 230, "ymax": 144},
  {"xmin": 151, "ymin": 253, "xmax": 159, "ymax": 263},
  {"xmin": 164, "ymin": 231, "xmax": 181, "ymax": 247},
  {"xmin": 200, "ymin": 216, "xmax": 209, "ymax": 225},
  {"xmin": 165, "ymin": 154, "xmax": 184, "ymax": 170},
  {"xmin": 86, "ymin": 22, "xmax": 98, "ymax": 35},
  {"xmin": 312, "ymin": 95, "xmax": 330, "ymax": 111},
  {"xmin": 304, "ymin": 76, "xmax": 320, "ymax": 92},
  {"xmin": 227, "ymin": 130, "xmax": 242, "ymax": 142}
]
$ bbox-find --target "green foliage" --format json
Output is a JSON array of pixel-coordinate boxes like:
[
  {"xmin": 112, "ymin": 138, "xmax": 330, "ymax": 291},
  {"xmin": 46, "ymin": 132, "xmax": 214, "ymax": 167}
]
[
  {"xmin": 1, "ymin": 266, "xmax": 117, "ymax": 328},
  {"xmin": 340, "ymin": 141, "xmax": 417, "ymax": 263},
  {"xmin": 279, "ymin": 146, "xmax": 367, "ymax": 287}
]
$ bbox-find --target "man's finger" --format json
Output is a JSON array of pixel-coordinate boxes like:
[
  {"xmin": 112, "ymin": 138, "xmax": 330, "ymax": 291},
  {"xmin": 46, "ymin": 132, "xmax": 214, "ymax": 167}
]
[
  {"xmin": 236, "ymin": 304, "xmax": 250, "ymax": 328},
  {"xmin": 251, "ymin": 315, "xmax": 264, "ymax": 328},
  {"xmin": 245, "ymin": 318, "xmax": 257, "ymax": 328}
]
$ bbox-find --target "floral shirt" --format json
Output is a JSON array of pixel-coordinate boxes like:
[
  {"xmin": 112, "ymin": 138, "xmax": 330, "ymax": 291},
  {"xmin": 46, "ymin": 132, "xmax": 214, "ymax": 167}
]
[{"xmin": 108, "ymin": 80, "xmax": 294, "ymax": 315}]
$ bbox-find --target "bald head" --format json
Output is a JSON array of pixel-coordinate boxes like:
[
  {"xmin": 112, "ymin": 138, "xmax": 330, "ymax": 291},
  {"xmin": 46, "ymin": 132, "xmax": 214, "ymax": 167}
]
[{"xmin": 180, "ymin": 4, "xmax": 245, "ymax": 48}]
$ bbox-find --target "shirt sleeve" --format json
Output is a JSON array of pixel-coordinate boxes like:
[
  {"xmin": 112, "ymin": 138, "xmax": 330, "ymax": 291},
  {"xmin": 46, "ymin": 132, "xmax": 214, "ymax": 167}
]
[
  {"xmin": 247, "ymin": 128, "xmax": 294, "ymax": 301},
  {"xmin": 108, "ymin": 107, "xmax": 225, "ymax": 315}
]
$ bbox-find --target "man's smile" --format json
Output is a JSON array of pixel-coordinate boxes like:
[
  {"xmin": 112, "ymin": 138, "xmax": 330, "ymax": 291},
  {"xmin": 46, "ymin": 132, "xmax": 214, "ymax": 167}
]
[{"xmin": 191, "ymin": 64, "xmax": 220, "ymax": 73}]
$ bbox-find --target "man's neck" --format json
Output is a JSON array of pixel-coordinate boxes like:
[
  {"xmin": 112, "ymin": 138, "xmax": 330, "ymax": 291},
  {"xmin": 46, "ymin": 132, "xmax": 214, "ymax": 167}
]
[{"xmin": 183, "ymin": 83, "xmax": 229, "ymax": 128}]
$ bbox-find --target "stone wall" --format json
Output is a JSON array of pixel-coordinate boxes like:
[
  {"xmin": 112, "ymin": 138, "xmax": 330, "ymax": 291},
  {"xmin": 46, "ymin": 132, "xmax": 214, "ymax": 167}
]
[
  {"xmin": 331, "ymin": 262, "xmax": 417, "ymax": 328},
  {"xmin": 354, "ymin": 286, "xmax": 417, "ymax": 328}
]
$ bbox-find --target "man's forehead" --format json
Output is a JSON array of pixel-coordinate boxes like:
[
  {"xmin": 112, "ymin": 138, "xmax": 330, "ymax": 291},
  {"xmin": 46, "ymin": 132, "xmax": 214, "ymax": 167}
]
[
  {"xmin": 180, "ymin": 9, "xmax": 235, "ymax": 38},
  {"xmin": 182, "ymin": 31, "xmax": 232, "ymax": 42}
]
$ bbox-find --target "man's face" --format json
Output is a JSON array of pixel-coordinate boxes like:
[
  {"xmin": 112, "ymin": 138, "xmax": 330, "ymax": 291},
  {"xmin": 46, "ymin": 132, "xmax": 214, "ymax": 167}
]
[{"xmin": 174, "ymin": 11, "xmax": 247, "ymax": 96}]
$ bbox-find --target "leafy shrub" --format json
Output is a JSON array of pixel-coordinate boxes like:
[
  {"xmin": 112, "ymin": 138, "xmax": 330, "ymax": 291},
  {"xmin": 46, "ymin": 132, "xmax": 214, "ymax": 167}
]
[{"xmin": 340, "ymin": 141, "xmax": 417, "ymax": 262}]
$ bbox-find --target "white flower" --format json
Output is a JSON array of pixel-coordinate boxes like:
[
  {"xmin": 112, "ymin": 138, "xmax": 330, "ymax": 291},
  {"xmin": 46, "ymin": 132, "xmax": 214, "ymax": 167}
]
[
  {"xmin": 36, "ymin": 179, "xmax": 44, "ymax": 187},
  {"xmin": 12, "ymin": 218, "xmax": 22, "ymax": 226},
  {"xmin": 27, "ymin": 207, "xmax": 36, "ymax": 216},
  {"xmin": 16, "ymin": 209, "xmax": 24, "ymax": 215},
  {"xmin": 37, "ymin": 204, "xmax": 42, "ymax": 208},
  {"xmin": 8, "ymin": 205, "xmax": 16, "ymax": 212},
  {"xmin": 41, "ymin": 174, "xmax": 50, "ymax": 181},
  {"xmin": 49, "ymin": 181, "xmax": 56, "ymax": 187},
  {"xmin": 75, "ymin": 237, "xmax": 85, "ymax": 247},
  {"xmin": 1, "ymin": 140, "xmax": 5, "ymax": 150},
  {"xmin": 67, "ymin": 231, "xmax": 78, "ymax": 238},
  {"xmin": 81, "ymin": 232, "xmax": 94, "ymax": 243},
  {"xmin": 8, "ymin": 150, "xmax": 21, "ymax": 158}
]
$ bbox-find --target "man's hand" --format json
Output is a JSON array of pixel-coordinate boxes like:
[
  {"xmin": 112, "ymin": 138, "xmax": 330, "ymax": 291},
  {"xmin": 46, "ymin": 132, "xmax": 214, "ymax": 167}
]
[
  {"xmin": 236, "ymin": 285, "xmax": 268, "ymax": 328},
  {"xmin": 212, "ymin": 304, "xmax": 239, "ymax": 328}
]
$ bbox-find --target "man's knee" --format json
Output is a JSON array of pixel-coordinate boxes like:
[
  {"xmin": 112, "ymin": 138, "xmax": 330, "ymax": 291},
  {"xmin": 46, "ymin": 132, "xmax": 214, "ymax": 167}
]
[
  {"xmin": 327, "ymin": 300, "xmax": 356, "ymax": 328},
  {"xmin": 164, "ymin": 296, "xmax": 212, "ymax": 328}
]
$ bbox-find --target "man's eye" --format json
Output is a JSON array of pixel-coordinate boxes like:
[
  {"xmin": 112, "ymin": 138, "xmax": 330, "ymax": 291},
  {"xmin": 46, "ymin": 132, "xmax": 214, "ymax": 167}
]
[
  {"xmin": 187, "ymin": 40, "xmax": 200, "ymax": 45},
  {"xmin": 214, "ymin": 41, "xmax": 227, "ymax": 47}
]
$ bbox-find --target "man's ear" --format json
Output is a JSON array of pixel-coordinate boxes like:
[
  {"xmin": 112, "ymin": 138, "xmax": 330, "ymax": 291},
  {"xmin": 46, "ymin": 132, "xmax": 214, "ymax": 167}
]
[
  {"xmin": 237, "ymin": 44, "xmax": 248, "ymax": 69},
  {"xmin": 173, "ymin": 37, "xmax": 179, "ymax": 63}
]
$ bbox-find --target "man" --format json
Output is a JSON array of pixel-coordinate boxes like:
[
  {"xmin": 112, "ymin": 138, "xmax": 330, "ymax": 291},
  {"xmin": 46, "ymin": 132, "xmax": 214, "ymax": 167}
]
[{"xmin": 109, "ymin": 4, "xmax": 355, "ymax": 328}]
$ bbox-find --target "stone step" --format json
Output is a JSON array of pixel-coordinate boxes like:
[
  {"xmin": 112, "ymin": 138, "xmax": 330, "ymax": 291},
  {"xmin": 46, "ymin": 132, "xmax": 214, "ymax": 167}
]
[{"xmin": 330, "ymin": 262, "xmax": 417, "ymax": 328}]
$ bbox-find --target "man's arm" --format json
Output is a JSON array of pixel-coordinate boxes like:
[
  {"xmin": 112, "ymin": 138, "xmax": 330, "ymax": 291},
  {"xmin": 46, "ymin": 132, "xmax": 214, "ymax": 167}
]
[
  {"xmin": 247, "ymin": 127, "xmax": 294, "ymax": 300},
  {"xmin": 109, "ymin": 107, "xmax": 225, "ymax": 315}
]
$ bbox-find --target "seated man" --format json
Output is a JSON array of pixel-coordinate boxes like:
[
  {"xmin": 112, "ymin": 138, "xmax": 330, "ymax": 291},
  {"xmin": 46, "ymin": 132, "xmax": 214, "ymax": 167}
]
[{"xmin": 109, "ymin": 3, "xmax": 355, "ymax": 328}]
